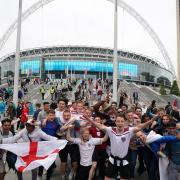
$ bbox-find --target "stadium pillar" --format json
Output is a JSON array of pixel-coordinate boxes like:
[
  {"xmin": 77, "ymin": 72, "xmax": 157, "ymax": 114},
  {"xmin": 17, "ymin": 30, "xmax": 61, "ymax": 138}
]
[
  {"xmin": 177, "ymin": 0, "xmax": 180, "ymax": 88},
  {"xmin": 102, "ymin": 68, "xmax": 104, "ymax": 81},
  {"xmin": 113, "ymin": 0, "xmax": 118, "ymax": 102},
  {"xmin": 71, "ymin": 66, "xmax": 72, "ymax": 82},
  {"xmin": 13, "ymin": 0, "xmax": 22, "ymax": 106},
  {"xmin": 40, "ymin": 58, "xmax": 45, "ymax": 80}
]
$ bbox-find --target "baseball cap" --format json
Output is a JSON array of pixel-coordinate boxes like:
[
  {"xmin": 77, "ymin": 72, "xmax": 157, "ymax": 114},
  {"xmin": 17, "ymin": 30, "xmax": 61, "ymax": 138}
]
[{"xmin": 26, "ymin": 119, "xmax": 36, "ymax": 126}]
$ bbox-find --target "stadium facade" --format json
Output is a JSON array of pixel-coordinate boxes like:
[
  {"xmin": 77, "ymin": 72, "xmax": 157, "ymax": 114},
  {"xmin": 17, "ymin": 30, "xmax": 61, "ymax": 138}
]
[{"xmin": 0, "ymin": 46, "xmax": 173, "ymax": 86}]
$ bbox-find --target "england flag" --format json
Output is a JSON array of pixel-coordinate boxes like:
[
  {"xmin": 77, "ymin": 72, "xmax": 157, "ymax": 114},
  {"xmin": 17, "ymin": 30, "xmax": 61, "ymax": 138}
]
[{"xmin": 0, "ymin": 140, "xmax": 67, "ymax": 172}]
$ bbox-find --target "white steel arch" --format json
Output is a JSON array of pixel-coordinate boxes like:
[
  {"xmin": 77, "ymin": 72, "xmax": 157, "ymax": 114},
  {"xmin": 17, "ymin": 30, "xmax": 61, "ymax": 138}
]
[
  {"xmin": 0, "ymin": 0, "xmax": 54, "ymax": 51},
  {"xmin": 0, "ymin": 0, "xmax": 175, "ymax": 77},
  {"xmin": 108, "ymin": 0, "xmax": 175, "ymax": 77}
]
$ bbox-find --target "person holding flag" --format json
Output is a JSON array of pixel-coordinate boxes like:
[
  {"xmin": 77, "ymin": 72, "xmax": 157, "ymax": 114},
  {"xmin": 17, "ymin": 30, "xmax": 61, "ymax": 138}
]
[
  {"xmin": 0, "ymin": 119, "xmax": 59, "ymax": 180},
  {"xmin": 0, "ymin": 118, "xmax": 13, "ymax": 180}
]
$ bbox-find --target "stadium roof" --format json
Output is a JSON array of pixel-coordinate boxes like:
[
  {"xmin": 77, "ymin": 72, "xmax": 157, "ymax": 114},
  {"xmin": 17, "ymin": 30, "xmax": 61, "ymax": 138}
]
[{"xmin": 0, "ymin": 45, "xmax": 166, "ymax": 69}]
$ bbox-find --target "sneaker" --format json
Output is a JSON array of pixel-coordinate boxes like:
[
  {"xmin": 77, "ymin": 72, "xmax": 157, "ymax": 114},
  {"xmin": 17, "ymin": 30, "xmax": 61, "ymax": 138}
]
[
  {"xmin": 137, "ymin": 166, "xmax": 146, "ymax": 175},
  {"xmin": 68, "ymin": 171, "xmax": 75, "ymax": 180},
  {"xmin": 43, "ymin": 169, "xmax": 47, "ymax": 175},
  {"xmin": 38, "ymin": 176, "xmax": 42, "ymax": 180},
  {"xmin": 60, "ymin": 175, "xmax": 65, "ymax": 180}
]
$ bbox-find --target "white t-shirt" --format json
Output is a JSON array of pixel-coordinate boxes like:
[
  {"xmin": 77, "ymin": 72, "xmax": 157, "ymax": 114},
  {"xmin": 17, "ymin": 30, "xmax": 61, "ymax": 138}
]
[
  {"xmin": 55, "ymin": 109, "xmax": 64, "ymax": 123},
  {"xmin": 73, "ymin": 138, "xmax": 102, "ymax": 166},
  {"xmin": 106, "ymin": 127, "xmax": 135, "ymax": 158}
]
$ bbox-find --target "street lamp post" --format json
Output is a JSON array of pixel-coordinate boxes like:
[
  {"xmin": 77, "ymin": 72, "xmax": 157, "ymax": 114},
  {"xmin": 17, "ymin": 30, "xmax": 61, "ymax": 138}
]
[
  {"xmin": 13, "ymin": 0, "xmax": 22, "ymax": 106},
  {"xmin": 113, "ymin": 0, "xmax": 118, "ymax": 102},
  {"xmin": 177, "ymin": 0, "xmax": 180, "ymax": 88}
]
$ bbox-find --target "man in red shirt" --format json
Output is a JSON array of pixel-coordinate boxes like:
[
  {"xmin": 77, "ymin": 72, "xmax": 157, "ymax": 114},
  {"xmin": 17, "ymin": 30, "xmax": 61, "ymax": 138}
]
[
  {"xmin": 89, "ymin": 116, "xmax": 108, "ymax": 180},
  {"xmin": 20, "ymin": 102, "xmax": 29, "ymax": 129}
]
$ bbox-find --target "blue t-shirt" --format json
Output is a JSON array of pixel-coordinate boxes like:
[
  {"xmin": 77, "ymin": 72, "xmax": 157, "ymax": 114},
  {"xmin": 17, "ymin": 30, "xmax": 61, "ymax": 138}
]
[
  {"xmin": 42, "ymin": 118, "xmax": 61, "ymax": 136},
  {"xmin": 149, "ymin": 135, "xmax": 177, "ymax": 157}
]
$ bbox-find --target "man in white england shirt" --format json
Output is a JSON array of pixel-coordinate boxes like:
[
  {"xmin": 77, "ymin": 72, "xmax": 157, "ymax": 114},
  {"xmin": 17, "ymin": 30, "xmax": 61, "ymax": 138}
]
[{"xmin": 84, "ymin": 114, "xmax": 154, "ymax": 180}]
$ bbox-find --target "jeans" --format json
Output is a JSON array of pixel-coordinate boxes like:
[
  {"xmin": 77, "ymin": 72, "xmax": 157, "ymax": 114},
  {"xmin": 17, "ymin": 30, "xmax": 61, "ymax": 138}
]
[
  {"xmin": 137, "ymin": 147, "xmax": 146, "ymax": 171},
  {"xmin": 17, "ymin": 169, "xmax": 37, "ymax": 180},
  {"xmin": 129, "ymin": 149, "xmax": 138, "ymax": 178},
  {"xmin": 168, "ymin": 161, "xmax": 180, "ymax": 180},
  {"xmin": 143, "ymin": 147, "xmax": 159, "ymax": 180},
  {"xmin": 38, "ymin": 163, "xmax": 56, "ymax": 180}
]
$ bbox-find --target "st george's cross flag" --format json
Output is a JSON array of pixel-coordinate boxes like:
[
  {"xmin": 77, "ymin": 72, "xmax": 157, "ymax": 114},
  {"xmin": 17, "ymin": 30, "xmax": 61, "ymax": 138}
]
[{"xmin": 0, "ymin": 140, "xmax": 67, "ymax": 172}]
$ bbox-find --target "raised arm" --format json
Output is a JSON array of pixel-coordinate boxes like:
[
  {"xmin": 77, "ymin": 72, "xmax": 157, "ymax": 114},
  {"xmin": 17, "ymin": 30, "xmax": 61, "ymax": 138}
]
[
  {"xmin": 60, "ymin": 118, "xmax": 76, "ymax": 132},
  {"xmin": 39, "ymin": 130, "xmax": 57, "ymax": 141},
  {"xmin": 2, "ymin": 130, "xmax": 22, "ymax": 144},
  {"xmin": 93, "ymin": 101, "xmax": 105, "ymax": 112},
  {"xmin": 66, "ymin": 127, "xmax": 74, "ymax": 142},
  {"xmin": 84, "ymin": 115, "xmax": 107, "ymax": 131},
  {"xmin": 101, "ymin": 132, "xmax": 108, "ymax": 143},
  {"xmin": 134, "ymin": 116, "xmax": 156, "ymax": 133},
  {"xmin": 155, "ymin": 134, "xmax": 180, "ymax": 144}
]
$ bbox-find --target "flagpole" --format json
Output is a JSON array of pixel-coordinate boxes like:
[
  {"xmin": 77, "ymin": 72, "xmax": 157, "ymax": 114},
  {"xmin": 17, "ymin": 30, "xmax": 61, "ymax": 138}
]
[
  {"xmin": 66, "ymin": 66, "xmax": 68, "ymax": 79},
  {"xmin": 13, "ymin": 0, "xmax": 22, "ymax": 106},
  {"xmin": 113, "ymin": 0, "xmax": 118, "ymax": 102},
  {"xmin": 106, "ymin": 59, "xmax": 108, "ymax": 79},
  {"xmin": 70, "ymin": 65, "xmax": 72, "ymax": 82},
  {"xmin": 102, "ymin": 66, "xmax": 104, "ymax": 81}
]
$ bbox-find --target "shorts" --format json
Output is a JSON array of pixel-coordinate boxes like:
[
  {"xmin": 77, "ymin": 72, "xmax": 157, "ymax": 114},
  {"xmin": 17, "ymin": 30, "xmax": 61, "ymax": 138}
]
[
  {"xmin": 75, "ymin": 165, "xmax": 91, "ymax": 180},
  {"xmin": 105, "ymin": 160, "xmax": 130, "ymax": 179},
  {"xmin": 0, "ymin": 159, "xmax": 5, "ymax": 173},
  {"xmin": 59, "ymin": 144, "xmax": 80, "ymax": 163},
  {"xmin": 92, "ymin": 149, "xmax": 108, "ymax": 162}
]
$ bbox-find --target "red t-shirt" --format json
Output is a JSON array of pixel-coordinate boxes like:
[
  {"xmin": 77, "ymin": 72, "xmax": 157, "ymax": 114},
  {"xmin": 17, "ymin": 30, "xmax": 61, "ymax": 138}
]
[
  {"xmin": 20, "ymin": 105, "xmax": 29, "ymax": 122},
  {"xmin": 89, "ymin": 126, "xmax": 107, "ymax": 150}
]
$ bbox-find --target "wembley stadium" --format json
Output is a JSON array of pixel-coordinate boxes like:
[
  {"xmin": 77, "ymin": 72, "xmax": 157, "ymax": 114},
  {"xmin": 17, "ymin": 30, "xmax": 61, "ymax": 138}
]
[{"xmin": 0, "ymin": 46, "xmax": 173, "ymax": 86}]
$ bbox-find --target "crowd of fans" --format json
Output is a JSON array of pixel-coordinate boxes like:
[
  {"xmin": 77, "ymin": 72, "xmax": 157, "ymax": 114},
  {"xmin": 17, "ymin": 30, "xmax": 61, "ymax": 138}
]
[{"xmin": 0, "ymin": 78, "xmax": 179, "ymax": 180}]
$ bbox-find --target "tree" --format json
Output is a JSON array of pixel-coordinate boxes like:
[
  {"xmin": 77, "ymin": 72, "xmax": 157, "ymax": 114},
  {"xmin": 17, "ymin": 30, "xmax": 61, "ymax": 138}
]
[
  {"xmin": 159, "ymin": 83, "xmax": 166, "ymax": 95},
  {"xmin": 170, "ymin": 80, "xmax": 180, "ymax": 96}
]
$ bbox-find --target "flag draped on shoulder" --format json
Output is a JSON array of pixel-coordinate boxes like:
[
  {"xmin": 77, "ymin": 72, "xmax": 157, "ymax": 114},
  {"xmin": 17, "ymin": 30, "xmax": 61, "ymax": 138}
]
[
  {"xmin": 146, "ymin": 130, "xmax": 162, "ymax": 144},
  {"xmin": 0, "ymin": 140, "xmax": 67, "ymax": 172},
  {"xmin": 145, "ymin": 131, "xmax": 169, "ymax": 180}
]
